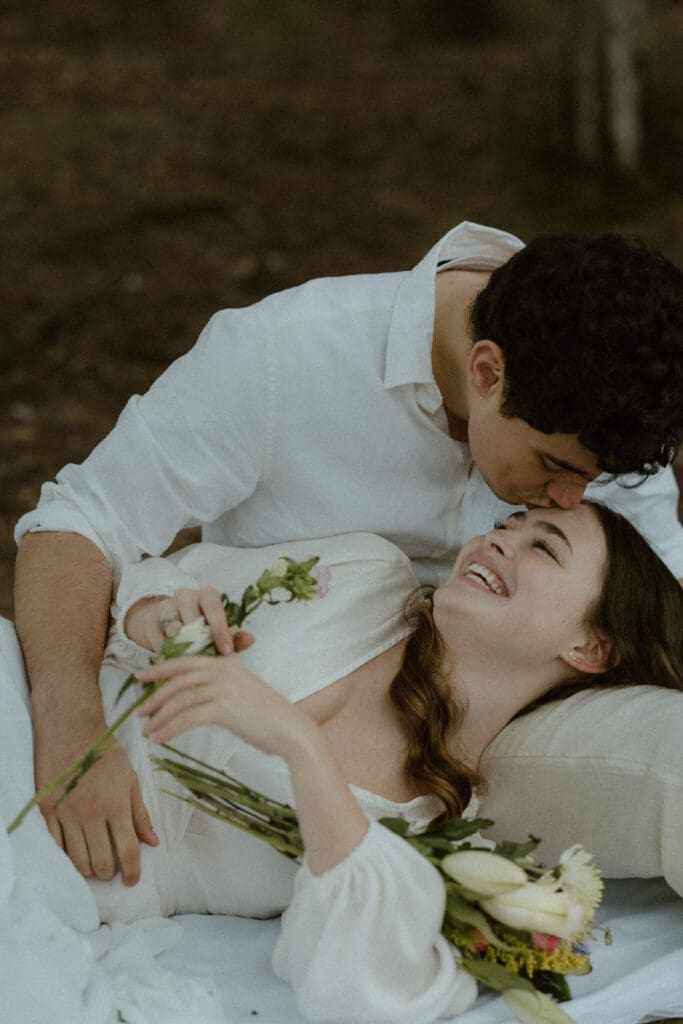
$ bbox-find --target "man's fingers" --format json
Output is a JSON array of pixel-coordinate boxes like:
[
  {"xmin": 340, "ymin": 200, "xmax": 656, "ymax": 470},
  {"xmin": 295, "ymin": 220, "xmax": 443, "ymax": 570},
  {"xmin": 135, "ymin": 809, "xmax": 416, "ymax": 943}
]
[
  {"xmin": 109, "ymin": 817, "xmax": 143, "ymax": 887},
  {"xmin": 43, "ymin": 810, "xmax": 66, "ymax": 851},
  {"xmin": 131, "ymin": 781, "xmax": 159, "ymax": 849},
  {"xmin": 82, "ymin": 820, "xmax": 117, "ymax": 881},
  {"xmin": 60, "ymin": 820, "xmax": 93, "ymax": 878}
]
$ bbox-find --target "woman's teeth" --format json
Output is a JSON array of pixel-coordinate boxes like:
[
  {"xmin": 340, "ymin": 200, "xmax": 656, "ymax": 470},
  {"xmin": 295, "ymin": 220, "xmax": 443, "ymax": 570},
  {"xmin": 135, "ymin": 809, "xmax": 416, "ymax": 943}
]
[{"xmin": 464, "ymin": 562, "xmax": 505, "ymax": 595}]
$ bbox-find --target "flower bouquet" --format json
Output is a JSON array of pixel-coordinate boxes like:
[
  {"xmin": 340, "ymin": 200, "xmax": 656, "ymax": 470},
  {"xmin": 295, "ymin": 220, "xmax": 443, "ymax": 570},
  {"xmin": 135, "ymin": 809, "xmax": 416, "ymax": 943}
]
[{"xmin": 150, "ymin": 741, "xmax": 603, "ymax": 1024}]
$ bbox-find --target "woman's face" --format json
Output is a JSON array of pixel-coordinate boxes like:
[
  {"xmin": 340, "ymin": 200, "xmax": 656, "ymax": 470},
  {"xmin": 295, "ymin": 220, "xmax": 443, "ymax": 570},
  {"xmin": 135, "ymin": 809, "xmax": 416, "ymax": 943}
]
[{"xmin": 434, "ymin": 505, "xmax": 608, "ymax": 668}]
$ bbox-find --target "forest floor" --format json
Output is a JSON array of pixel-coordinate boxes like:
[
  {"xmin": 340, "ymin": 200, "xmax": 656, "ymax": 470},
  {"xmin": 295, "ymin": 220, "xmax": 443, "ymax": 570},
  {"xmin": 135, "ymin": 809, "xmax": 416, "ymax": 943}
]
[{"xmin": 1, "ymin": 0, "xmax": 683, "ymax": 616}]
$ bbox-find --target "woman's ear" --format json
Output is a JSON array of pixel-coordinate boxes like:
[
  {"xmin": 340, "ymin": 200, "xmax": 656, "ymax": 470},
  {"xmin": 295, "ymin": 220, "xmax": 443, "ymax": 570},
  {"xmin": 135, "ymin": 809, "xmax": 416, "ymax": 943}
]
[
  {"xmin": 468, "ymin": 340, "xmax": 506, "ymax": 399},
  {"xmin": 561, "ymin": 634, "xmax": 614, "ymax": 676}
]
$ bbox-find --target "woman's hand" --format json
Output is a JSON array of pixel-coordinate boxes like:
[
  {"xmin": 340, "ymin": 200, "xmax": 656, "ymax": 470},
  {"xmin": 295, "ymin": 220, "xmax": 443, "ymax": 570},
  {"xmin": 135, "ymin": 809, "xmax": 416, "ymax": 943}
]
[
  {"xmin": 136, "ymin": 655, "xmax": 313, "ymax": 759},
  {"xmin": 124, "ymin": 586, "xmax": 254, "ymax": 656}
]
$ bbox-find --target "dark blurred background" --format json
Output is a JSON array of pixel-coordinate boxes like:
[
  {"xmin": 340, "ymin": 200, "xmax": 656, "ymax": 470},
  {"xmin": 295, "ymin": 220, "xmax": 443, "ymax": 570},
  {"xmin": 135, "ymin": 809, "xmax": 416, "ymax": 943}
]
[{"xmin": 2, "ymin": 0, "xmax": 683, "ymax": 617}]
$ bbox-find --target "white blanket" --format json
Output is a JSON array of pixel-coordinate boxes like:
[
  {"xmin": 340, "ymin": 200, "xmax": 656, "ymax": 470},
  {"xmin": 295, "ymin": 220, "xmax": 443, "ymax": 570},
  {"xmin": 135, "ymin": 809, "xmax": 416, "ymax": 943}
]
[{"xmin": 2, "ymin": 616, "xmax": 683, "ymax": 1024}]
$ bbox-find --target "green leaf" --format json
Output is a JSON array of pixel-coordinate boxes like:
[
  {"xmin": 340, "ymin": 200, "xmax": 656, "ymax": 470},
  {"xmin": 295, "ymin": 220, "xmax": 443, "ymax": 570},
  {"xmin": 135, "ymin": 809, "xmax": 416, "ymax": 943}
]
[
  {"xmin": 223, "ymin": 598, "xmax": 242, "ymax": 627},
  {"xmin": 378, "ymin": 816, "xmax": 411, "ymax": 837},
  {"xmin": 115, "ymin": 672, "xmax": 139, "ymax": 704},
  {"xmin": 298, "ymin": 556, "xmax": 320, "ymax": 573},
  {"xmin": 465, "ymin": 959, "xmax": 576, "ymax": 1023},
  {"xmin": 417, "ymin": 836, "xmax": 466, "ymax": 856},
  {"xmin": 444, "ymin": 891, "xmax": 509, "ymax": 949},
  {"xmin": 527, "ymin": 971, "xmax": 572, "ymax": 1003},
  {"xmin": 464, "ymin": 959, "xmax": 538, "ymax": 995},
  {"xmin": 426, "ymin": 817, "xmax": 494, "ymax": 842},
  {"xmin": 494, "ymin": 836, "xmax": 541, "ymax": 861},
  {"xmin": 503, "ymin": 987, "xmax": 576, "ymax": 1024}
]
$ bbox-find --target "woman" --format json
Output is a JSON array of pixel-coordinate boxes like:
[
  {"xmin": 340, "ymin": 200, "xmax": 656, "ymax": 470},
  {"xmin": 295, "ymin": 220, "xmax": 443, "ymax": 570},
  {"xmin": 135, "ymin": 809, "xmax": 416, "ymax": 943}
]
[{"xmin": 90, "ymin": 501, "xmax": 682, "ymax": 1023}]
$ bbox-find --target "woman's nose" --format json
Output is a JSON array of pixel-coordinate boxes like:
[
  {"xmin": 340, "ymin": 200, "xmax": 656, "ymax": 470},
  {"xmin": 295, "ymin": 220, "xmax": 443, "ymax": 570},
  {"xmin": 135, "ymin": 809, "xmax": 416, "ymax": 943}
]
[{"xmin": 485, "ymin": 527, "xmax": 514, "ymax": 557}]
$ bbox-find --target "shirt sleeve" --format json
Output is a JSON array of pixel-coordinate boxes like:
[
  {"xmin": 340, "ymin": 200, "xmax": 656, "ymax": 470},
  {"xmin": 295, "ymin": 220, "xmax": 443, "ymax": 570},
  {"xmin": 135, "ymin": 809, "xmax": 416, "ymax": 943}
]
[
  {"xmin": 586, "ymin": 466, "xmax": 683, "ymax": 579},
  {"xmin": 14, "ymin": 306, "xmax": 273, "ymax": 575},
  {"xmin": 271, "ymin": 820, "xmax": 478, "ymax": 1024}
]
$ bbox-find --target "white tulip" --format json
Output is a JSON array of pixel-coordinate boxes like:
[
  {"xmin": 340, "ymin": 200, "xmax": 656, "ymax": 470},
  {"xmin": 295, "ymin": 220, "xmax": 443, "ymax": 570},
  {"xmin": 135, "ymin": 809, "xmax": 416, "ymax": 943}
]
[
  {"xmin": 173, "ymin": 616, "xmax": 212, "ymax": 655},
  {"xmin": 441, "ymin": 850, "xmax": 527, "ymax": 897},
  {"xmin": 482, "ymin": 883, "xmax": 583, "ymax": 939}
]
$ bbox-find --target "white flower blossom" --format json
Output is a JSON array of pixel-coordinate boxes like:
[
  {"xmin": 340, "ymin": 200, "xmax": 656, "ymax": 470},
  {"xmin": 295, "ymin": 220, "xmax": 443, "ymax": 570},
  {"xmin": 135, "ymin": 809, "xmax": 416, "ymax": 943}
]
[
  {"xmin": 270, "ymin": 557, "xmax": 289, "ymax": 579},
  {"xmin": 558, "ymin": 844, "xmax": 603, "ymax": 929},
  {"xmin": 173, "ymin": 616, "xmax": 212, "ymax": 655},
  {"xmin": 482, "ymin": 882, "xmax": 585, "ymax": 940},
  {"xmin": 441, "ymin": 850, "xmax": 527, "ymax": 897}
]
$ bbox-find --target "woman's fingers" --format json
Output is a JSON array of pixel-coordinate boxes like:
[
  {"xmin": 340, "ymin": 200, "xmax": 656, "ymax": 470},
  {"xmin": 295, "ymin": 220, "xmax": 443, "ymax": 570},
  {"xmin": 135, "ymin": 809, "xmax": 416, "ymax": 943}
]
[
  {"xmin": 157, "ymin": 596, "xmax": 183, "ymax": 638},
  {"xmin": 197, "ymin": 586, "xmax": 235, "ymax": 655},
  {"xmin": 145, "ymin": 703, "xmax": 219, "ymax": 744},
  {"xmin": 137, "ymin": 654, "xmax": 220, "ymax": 684},
  {"xmin": 158, "ymin": 587, "xmax": 237, "ymax": 656},
  {"xmin": 233, "ymin": 630, "xmax": 255, "ymax": 651},
  {"xmin": 140, "ymin": 679, "xmax": 213, "ymax": 733}
]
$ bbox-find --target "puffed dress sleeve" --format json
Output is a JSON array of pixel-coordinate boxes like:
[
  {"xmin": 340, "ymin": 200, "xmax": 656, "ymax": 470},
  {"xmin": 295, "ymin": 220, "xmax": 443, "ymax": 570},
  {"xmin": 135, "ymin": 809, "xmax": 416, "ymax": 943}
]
[
  {"xmin": 272, "ymin": 820, "xmax": 478, "ymax": 1024},
  {"xmin": 104, "ymin": 552, "xmax": 204, "ymax": 670}
]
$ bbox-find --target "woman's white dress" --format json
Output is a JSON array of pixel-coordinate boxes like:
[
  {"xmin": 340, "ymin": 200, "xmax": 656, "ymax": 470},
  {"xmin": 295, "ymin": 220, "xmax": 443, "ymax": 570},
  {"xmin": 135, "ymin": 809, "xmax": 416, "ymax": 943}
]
[{"xmin": 93, "ymin": 532, "xmax": 478, "ymax": 1022}]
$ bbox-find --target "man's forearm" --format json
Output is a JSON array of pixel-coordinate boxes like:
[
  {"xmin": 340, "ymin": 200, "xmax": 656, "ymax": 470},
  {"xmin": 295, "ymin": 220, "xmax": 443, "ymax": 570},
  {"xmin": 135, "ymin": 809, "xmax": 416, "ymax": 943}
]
[
  {"xmin": 15, "ymin": 531, "xmax": 158, "ymax": 884},
  {"xmin": 14, "ymin": 531, "xmax": 113, "ymax": 725}
]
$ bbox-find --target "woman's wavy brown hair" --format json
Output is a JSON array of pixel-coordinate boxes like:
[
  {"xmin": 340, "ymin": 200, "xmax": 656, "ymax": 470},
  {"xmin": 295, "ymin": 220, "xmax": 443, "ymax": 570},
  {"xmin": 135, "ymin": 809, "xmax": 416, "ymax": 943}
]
[
  {"xmin": 389, "ymin": 500, "xmax": 683, "ymax": 824},
  {"xmin": 389, "ymin": 590, "xmax": 483, "ymax": 823}
]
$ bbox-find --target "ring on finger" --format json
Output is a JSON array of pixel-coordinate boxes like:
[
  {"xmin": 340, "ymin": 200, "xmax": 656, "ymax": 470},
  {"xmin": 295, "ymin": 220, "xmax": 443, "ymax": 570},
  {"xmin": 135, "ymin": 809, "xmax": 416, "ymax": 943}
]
[{"xmin": 159, "ymin": 614, "xmax": 181, "ymax": 636}]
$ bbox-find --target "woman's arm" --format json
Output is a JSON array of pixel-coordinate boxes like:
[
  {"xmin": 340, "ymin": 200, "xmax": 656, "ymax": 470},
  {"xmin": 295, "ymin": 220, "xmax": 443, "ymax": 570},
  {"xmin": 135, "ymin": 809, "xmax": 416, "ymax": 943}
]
[
  {"xmin": 136, "ymin": 655, "xmax": 369, "ymax": 873},
  {"xmin": 136, "ymin": 656, "xmax": 478, "ymax": 1022}
]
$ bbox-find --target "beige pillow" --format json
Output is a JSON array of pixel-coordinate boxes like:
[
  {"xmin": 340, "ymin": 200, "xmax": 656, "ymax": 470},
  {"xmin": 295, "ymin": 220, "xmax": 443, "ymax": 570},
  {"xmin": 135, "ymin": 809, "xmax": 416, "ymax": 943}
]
[{"xmin": 478, "ymin": 685, "xmax": 683, "ymax": 897}]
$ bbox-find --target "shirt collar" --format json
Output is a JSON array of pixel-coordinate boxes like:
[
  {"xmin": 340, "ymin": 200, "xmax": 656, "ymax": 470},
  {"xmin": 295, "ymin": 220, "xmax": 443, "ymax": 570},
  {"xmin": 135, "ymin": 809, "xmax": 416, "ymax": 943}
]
[{"xmin": 383, "ymin": 220, "xmax": 525, "ymax": 392}]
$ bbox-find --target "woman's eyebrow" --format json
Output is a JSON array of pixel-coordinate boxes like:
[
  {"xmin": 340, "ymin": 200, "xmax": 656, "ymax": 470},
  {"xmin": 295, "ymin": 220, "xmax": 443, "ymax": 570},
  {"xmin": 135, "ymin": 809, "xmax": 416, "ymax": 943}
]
[{"xmin": 506, "ymin": 511, "xmax": 573, "ymax": 553}]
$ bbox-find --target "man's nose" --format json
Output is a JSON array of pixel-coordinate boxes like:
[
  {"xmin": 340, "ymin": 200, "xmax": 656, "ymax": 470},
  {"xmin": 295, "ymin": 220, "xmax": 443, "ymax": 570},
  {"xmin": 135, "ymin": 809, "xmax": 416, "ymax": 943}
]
[{"xmin": 545, "ymin": 478, "xmax": 587, "ymax": 509}]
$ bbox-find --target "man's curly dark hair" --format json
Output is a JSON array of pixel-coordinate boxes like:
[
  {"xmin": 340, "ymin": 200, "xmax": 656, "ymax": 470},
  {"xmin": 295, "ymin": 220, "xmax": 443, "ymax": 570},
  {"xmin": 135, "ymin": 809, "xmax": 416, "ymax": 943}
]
[{"xmin": 469, "ymin": 234, "xmax": 683, "ymax": 476}]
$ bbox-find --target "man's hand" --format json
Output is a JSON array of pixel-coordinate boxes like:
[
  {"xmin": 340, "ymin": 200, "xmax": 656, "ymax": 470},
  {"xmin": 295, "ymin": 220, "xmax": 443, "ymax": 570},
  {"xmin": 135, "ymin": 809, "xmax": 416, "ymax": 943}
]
[
  {"xmin": 15, "ymin": 532, "xmax": 159, "ymax": 884},
  {"xmin": 33, "ymin": 721, "xmax": 158, "ymax": 886}
]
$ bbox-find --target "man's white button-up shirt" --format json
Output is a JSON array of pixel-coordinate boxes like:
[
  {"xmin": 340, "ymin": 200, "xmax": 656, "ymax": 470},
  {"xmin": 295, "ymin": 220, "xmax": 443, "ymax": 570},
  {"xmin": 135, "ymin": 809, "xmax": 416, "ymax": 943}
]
[{"xmin": 16, "ymin": 221, "xmax": 683, "ymax": 584}]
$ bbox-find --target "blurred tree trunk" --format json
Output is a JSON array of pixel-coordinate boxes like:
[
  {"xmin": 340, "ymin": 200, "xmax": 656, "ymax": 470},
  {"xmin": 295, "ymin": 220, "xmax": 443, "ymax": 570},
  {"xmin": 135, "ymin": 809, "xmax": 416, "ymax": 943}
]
[{"xmin": 566, "ymin": 0, "xmax": 647, "ymax": 173}]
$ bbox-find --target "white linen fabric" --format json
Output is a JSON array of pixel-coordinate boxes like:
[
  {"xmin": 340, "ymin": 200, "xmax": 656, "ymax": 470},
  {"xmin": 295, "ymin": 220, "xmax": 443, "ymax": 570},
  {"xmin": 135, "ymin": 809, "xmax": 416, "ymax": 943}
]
[
  {"xmin": 0, "ymin": 616, "xmax": 227, "ymax": 1024},
  {"xmin": 94, "ymin": 532, "xmax": 479, "ymax": 1021},
  {"xmin": 15, "ymin": 221, "xmax": 683, "ymax": 585},
  {"xmin": 165, "ymin": 876, "xmax": 683, "ymax": 1024},
  {"xmin": 480, "ymin": 683, "xmax": 683, "ymax": 897}
]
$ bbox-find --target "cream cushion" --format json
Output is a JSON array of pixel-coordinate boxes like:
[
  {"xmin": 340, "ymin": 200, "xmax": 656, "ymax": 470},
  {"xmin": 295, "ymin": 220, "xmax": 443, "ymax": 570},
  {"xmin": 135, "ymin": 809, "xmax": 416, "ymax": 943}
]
[{"xmin": 479, "ymin": 685, "xmax": 683, "ymax": 897}]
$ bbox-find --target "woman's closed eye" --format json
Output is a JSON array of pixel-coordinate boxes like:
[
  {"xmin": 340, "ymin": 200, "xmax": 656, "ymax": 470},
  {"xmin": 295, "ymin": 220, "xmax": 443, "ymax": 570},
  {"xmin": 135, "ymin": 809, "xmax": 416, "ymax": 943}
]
[
  {"xmin": 493, "ymin": 518, "xmax": 561, "ymax": 564},
  {"xmin": 531, "ymin": 536, "xmax": 560, "ymax": 563}
]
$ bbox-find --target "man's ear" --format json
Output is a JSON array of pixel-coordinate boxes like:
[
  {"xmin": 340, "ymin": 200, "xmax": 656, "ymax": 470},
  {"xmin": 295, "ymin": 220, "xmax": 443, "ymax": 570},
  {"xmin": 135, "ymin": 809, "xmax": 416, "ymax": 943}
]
[
  {"xmin": 468, "ymin": 340, "xmax": 506, "ymax": 399},
  {"xmin": 561, "ymin": 634, "xmax": 614, "ymax": 676}
]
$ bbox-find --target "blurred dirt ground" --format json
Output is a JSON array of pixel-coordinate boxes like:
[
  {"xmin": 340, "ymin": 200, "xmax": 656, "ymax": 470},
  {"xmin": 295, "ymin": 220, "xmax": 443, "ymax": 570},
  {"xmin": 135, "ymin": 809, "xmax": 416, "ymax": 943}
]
[{"xmin": 2, "ymin": 0, "xmax": 683, "ymax": 617}]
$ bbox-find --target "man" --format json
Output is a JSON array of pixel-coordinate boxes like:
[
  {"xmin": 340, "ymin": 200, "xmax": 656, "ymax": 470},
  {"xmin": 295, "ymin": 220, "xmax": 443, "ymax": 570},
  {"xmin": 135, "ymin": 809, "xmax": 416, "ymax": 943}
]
[{"xmin": 14, "ymin": 221, "xmax": 683, "ymax": 888}]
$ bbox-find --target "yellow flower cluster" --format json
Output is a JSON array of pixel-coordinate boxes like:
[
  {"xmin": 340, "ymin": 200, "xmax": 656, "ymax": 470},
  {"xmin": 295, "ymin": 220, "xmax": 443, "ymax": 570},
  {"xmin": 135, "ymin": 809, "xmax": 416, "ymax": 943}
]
[{"xmin": 481, "ymin": 931, "xmax": 590, "ymax": 977}]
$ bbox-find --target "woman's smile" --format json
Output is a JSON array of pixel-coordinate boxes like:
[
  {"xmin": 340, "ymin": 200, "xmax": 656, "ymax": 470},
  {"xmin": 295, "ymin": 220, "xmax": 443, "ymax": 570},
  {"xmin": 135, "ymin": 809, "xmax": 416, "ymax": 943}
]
[{"xmin": 461, "ymin": 560, "xmax": 508, "ymax": 596}]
